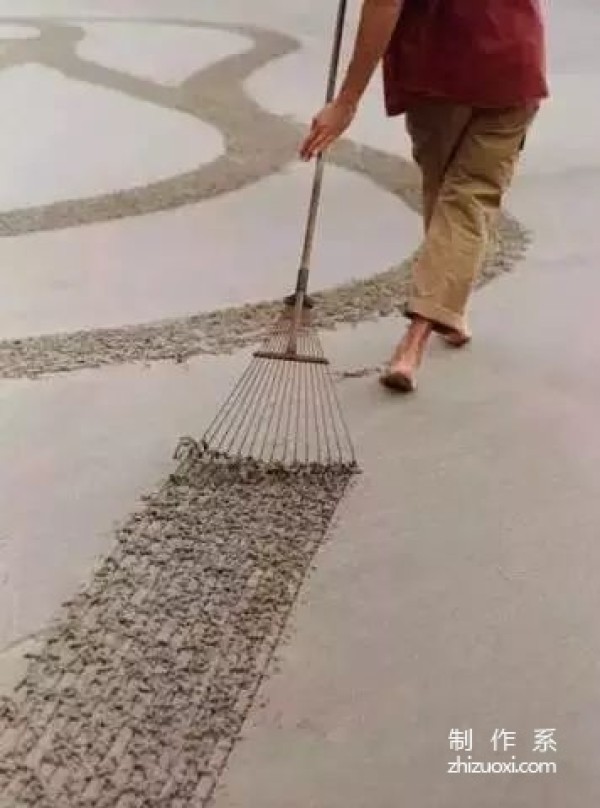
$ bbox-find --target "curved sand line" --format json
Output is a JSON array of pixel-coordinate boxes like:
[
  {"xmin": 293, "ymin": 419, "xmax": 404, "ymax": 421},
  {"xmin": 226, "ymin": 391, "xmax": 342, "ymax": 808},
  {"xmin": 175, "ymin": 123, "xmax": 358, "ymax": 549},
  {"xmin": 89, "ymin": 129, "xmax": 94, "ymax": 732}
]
[{"xmin": 0, "ymin": 17, "xmax": 530, "ymax": 378}]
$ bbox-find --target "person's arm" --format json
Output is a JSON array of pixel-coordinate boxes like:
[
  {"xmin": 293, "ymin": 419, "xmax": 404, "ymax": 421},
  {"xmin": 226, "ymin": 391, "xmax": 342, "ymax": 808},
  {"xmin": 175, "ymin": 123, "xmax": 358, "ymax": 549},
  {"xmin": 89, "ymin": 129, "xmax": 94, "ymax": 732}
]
[
  {"xmin": 300, "ymin": 0, "xmax": 405, "ymax": 159},
  {"xmin": 338, "ymin": 0, "xmax": 405, "ymax": 108}
]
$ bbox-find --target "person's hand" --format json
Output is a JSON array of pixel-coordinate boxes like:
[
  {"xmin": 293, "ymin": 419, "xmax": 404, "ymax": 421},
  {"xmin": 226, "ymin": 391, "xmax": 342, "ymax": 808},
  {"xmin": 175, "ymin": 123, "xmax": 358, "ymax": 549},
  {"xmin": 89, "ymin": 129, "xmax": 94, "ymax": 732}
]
[{"xmin": 299, "ymin": 99, "xmax": 357, "ymax": 161}]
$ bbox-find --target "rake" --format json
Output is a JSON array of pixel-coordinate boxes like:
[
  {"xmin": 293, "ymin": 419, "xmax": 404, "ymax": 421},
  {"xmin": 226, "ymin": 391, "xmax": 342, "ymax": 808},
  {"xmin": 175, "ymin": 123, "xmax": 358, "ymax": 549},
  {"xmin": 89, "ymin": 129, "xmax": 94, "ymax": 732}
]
[{"xmin": 199, "ymin": 0, "xmax": 356, "ymax": 469}]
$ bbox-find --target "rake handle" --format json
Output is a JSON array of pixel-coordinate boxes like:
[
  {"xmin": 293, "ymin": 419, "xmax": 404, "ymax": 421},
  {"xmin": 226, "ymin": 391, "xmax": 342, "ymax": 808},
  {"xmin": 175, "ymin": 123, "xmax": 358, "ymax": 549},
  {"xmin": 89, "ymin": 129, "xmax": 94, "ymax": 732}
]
[
  {"xmin": 290, "ymin": 0, "xmax": 349, "ymax": 319},
  {"xmin": 286, "ymin": 0, "xmax": 349, "ymax": 357}
]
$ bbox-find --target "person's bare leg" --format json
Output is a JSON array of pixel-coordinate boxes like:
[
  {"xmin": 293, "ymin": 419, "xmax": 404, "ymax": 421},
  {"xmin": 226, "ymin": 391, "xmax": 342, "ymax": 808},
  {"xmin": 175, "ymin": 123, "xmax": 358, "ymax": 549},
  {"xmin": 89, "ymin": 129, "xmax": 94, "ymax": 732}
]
[
  {"xmin": 406, "ymin": 105, "xmax": 475, "ymax": 352},
  {"xmin": 380, "ymin": 316, "xmax": 433, "ymax": 391}
]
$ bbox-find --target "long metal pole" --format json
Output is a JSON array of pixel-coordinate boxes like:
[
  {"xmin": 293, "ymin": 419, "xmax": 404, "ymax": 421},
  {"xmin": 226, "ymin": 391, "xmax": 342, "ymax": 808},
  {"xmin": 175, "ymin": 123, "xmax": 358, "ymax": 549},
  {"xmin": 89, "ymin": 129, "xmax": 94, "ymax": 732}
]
[
  {"xmin": 299, "ymin": 0, "xmax": 349, "ymax": 277},
  {"xmin": 286, "ymin": 0, "xmax": 349, "ymax": 355}
]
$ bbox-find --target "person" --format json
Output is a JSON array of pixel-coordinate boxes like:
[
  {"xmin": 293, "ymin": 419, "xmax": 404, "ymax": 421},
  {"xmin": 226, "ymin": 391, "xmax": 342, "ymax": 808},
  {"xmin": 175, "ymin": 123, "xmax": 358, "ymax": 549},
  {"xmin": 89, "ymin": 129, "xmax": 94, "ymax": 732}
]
[{"xmin": 300, "ymin": 0, "xmax": 548, "ymax": 392}]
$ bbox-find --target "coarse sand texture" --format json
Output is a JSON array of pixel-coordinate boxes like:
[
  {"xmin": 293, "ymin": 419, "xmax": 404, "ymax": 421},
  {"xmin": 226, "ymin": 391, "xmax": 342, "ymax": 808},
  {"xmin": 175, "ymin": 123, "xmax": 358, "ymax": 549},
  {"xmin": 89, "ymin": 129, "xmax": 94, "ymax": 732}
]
[{"xmin": 0, "ymin": 451, "xmax": 355, "ymax": 807}]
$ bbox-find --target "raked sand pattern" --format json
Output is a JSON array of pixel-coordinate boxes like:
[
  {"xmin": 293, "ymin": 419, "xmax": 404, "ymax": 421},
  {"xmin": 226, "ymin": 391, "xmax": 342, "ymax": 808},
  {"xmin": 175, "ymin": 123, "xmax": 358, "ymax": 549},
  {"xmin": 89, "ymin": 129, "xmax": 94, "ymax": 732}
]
[
  {"xmin": 0, "ymin": 16, "xmax": 528, "ymax": 380},
  {"xmin": 0, "ymin": 450, "xmax": 355, "ymax": 807}
]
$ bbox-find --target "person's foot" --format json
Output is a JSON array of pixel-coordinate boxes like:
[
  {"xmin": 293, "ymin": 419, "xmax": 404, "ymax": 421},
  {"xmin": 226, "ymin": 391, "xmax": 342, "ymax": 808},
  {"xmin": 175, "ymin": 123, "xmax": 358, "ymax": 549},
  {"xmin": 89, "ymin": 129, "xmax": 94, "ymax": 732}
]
[
  {"xmin": 442, "ymin": 328, "xmax": 472, "ymax": 348},
  {"xmin": 379, "ymin": 361, "xmax": 416, "ymax": 392},
  {"xmin": 380, "ymin": 318, "xmax": 432, "ymax": 393}
]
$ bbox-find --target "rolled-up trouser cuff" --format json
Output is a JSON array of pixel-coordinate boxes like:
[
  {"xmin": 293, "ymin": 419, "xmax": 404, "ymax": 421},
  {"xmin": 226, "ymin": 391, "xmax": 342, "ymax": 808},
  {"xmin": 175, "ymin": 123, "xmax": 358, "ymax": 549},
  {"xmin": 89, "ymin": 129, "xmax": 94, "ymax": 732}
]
[{"xmin": 404, "ymin": 298, "xmax": 466, "ymax": 336}]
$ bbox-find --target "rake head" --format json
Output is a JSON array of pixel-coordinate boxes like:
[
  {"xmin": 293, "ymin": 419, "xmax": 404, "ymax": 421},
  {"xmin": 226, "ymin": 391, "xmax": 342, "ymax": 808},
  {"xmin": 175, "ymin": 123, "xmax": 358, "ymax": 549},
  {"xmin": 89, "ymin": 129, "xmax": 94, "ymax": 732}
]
[
  {"xmin": 200, "ymin": 307, "xmax": 357, "ymax": 469},
  {"xmin": 196, "ymin": 0, "xmax": 355, "ymax": 471}
]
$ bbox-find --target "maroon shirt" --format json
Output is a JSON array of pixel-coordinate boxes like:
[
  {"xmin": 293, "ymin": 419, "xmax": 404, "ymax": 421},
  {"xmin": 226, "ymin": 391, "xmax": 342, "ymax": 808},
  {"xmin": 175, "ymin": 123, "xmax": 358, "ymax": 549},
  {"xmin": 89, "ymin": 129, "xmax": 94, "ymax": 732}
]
[{"xmin": 383, "ymin": 0, "xmax": 548, "ymax": 115}]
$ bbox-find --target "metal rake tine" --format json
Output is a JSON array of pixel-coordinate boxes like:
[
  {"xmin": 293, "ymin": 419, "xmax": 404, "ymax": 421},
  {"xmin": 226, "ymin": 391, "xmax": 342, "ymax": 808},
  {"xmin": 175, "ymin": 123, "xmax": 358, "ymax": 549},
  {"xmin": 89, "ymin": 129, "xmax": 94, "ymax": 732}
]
[
  {"xmin": 293, "ymin": 361, "xmax": 306, "ymax": 466},
  {"xmin": 224, "ymin": 367, "xmax": 271, "ymax": 458},
  {"xmin": 321, "ymin": 366, "xmax": 346, "ymax": 465},
  {"xmin": 282, "ymin": 360, "xmax": 301, "ymax": 466},
  {"xmin": 317, "ymin": 362, "xmax": 338, "ymax": 465},
  {"xmin": 243, "ymin": 356, "xmax": 286, "ymax": 460},
  {"xmin": 324, "ymin": 365, "xmax": 356, "ymax": 466},
  {"xmin": 219, "ymin": 355, "xmax": 272, "ymax": 457},
  {"xmin": 308, "ymin": 360, "xmax": 325, "ymax": 465},
  {"xmin": 269, "ymin": 356, "xmax": 295, "ymax": 464},
  {"xmin": 202, "ymin": 359, "xmax": 262, "ymax": 447},
  {"xmin": 257, "ymin": 359, "xmax": 287, "ymax": 463},
  {"xmin": 301, "ymin": 360, "xmax": 310, "ymax": 465}
]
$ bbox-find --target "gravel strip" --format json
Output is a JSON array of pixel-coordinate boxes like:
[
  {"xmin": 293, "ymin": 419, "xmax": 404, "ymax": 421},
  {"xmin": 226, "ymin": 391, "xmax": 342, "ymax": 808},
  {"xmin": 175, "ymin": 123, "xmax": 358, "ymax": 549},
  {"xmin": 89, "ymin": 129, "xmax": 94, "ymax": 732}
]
[
  {"xmin": 0, "ymin": 213, "xmax": 527, "ymax": 380},
  {"xmin": 0, "ymin": 449, "xmax": 355, "ymax": 807}
]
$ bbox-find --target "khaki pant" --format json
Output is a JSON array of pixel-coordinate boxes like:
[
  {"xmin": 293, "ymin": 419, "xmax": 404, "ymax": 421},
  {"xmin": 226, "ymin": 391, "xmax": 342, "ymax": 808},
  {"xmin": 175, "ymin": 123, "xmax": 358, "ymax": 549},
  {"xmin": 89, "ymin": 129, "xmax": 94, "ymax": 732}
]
[{"xmin": 405, "ymin": 102, "xmax": 537, "ymax": 335}]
